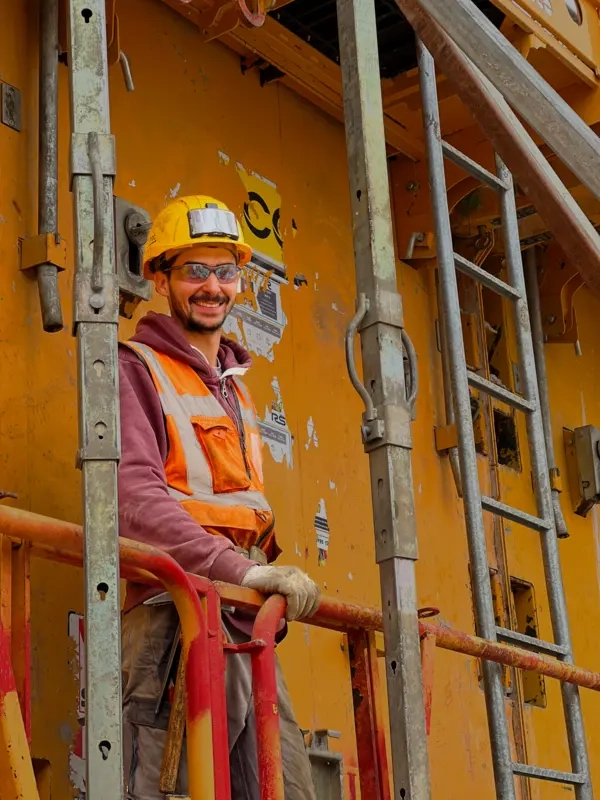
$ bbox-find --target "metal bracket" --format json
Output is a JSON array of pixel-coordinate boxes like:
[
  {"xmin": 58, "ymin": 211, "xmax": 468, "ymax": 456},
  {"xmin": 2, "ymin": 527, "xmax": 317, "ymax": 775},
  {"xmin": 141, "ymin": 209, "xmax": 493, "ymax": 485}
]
[
  {"xmin": 70, "ymin": 132, "xmax": 116, "ymax": 186},
  {"xmin": 1, "ymin": 82, "xmax": 22, "ymax": 131},
  {"xmin": 20, "ymin": 233, "xmax": 67, "ymax": 273},
  {"xmin": 74, "ymin": 272, "xmax": 119, "ymax": 326},
  {"xmin": 365, "ymin": 405, "xmax": 413, "ymax": 451},
  {"xmin": 346, "ymin": 294, "xmax": 415, "ymax": 444},
  {"xmin": 310, "ymin": 729, "xmax": 341, "ymax": 751},
  {"xmin": 304, "ymin": 730, "xmax": 344, "ymax": 800},
  {"xmin": 115, "ymin": 197, "xmax": 153, "ymax": 318},
  {"xmin": 362, "ymin": 288, "xmax": 404, "ymax": 330}
]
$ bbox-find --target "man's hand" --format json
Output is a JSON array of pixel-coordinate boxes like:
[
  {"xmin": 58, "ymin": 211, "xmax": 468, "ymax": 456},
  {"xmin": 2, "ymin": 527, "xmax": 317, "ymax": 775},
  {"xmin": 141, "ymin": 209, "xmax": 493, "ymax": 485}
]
[{"xmin": 241, "ymin": 565, "xmax": 321, "ymax": 621}]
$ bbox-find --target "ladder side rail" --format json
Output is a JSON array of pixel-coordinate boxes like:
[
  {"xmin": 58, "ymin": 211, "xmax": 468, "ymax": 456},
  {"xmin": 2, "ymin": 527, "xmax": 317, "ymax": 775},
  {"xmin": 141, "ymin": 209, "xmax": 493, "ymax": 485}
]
[
  {"xmin": 496, "ymin": 158, "xmax": 593, "ymax": 800},
  {"xmin": 523, "ymin": 248, "xmax": 569, "ymax": 538},
  {"xmin": 416, "ymin": 39, "xmax": 516, "ymax": 800}
]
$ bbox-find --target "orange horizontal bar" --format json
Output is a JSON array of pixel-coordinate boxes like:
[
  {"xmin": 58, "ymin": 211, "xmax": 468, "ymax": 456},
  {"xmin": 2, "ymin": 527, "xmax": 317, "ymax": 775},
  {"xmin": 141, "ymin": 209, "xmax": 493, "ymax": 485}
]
[{"xmin": 1, "ymin": 505, "xmax": 599, "ymax": 692}]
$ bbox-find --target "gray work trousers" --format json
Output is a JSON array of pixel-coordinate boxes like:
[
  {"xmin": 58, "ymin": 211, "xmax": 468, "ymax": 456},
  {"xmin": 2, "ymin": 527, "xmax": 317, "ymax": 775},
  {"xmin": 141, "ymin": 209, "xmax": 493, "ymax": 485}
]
[{"xmin": 121, "ymin": 603, "xmax": 316, "ymax": 799}]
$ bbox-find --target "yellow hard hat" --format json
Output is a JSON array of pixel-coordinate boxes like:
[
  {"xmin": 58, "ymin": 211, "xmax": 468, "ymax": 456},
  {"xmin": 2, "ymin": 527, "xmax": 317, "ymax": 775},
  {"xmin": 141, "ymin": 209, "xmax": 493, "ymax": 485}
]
[{"xmin": 143, "ymin": 195, "xmax": 252, "ymax": 279}]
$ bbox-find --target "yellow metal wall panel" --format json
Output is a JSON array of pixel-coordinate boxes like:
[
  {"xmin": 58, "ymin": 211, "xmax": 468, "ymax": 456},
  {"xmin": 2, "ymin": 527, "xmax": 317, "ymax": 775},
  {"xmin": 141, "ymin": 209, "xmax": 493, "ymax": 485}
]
[{"xmin": 0, "ymin": 0, "xmax": 600, "ymax": 797}]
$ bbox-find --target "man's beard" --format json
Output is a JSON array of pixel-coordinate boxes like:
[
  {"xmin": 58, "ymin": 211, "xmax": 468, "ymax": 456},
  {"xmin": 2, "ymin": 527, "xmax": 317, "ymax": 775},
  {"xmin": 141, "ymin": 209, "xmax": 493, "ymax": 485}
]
[{"xmin": 171, "ymin": 291, "xmax": 234, "ymax": 333}]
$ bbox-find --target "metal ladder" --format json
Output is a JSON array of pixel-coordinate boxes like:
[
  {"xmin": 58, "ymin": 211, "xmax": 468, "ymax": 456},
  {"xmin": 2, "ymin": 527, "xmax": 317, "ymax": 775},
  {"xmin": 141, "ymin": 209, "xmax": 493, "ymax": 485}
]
[{"xmin": 416, "ymin": 39, "xmax": 593, "ymax": 800}]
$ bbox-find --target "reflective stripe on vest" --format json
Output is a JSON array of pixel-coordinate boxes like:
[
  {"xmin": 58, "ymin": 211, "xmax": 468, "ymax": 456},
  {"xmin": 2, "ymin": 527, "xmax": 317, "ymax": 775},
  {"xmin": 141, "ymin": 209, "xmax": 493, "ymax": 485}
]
[{"xmin": 125, "ymin": 341, "xmax": 273, "ymax": 521}]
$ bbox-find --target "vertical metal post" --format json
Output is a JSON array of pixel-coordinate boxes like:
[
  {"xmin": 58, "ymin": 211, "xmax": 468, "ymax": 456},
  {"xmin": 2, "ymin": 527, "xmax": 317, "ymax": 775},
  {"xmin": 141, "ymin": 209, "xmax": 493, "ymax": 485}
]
[
  {"xmin": 336, "ymin": 2, "xmax": 431, "ymax": 798},
  {"xmin": 38, "ymin": 0, "xmax": 64, "ymax": 332},
  {"xmin": 523, "ymin": 248, "xmax": 568, "ymax": 538},
  {"xmin": 67, "ymin": 3, "xmax": 123, "ymax": 799},
  {"xmin": 416, "ymin": 41, "xmax": 515, "ymax": 800}
]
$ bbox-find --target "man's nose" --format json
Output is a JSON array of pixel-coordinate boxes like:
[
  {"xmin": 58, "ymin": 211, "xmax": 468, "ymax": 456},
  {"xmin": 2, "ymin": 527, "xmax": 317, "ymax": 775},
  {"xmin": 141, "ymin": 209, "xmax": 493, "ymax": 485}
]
[{"xmin": 202, "ymin": 271, "xmax": 221, "ymax": 293}]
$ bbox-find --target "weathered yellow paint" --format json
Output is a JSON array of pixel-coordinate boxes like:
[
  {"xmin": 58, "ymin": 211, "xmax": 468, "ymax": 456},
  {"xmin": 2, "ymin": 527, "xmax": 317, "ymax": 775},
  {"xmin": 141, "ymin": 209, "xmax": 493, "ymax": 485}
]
[
  {"xmin": 0, "ymin": 691, "xmax": 39, "ymax": 800},
  {"xmin": 1, "ymin": 0, "xmax": 600, "ymax": 798}
]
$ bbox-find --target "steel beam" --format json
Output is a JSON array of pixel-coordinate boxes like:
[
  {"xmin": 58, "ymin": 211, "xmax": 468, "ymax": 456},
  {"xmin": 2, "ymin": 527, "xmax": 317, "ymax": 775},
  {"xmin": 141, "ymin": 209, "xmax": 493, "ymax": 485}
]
[
  {"xmin": 335, "ymin": 1, "xmax": 430, "ymax": 798},
  {"xmin": 412, "ymin": 0, "xmax": 600, "ymax": 202},
  {"xmin": 66, "ymin": 2, "xmax": 123, "ymax": 798}
]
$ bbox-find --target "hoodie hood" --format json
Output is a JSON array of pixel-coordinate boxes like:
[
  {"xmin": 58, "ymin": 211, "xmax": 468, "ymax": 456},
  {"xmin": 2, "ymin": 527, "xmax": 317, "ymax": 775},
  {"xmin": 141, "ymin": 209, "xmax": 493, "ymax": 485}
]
[{"xmin": 129, "ymin": 311, "xmax": 252, "ymax": 387}]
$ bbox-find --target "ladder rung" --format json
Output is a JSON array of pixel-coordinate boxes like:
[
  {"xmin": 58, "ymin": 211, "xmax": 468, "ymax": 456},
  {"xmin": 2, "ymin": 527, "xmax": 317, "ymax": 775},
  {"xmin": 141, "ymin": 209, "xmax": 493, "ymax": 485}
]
[
  {"xmin": 453, "ymin": 253, "xmax": 521, "ymax": 300},
  {"xmin": 511, "ymin": 763, "xmax": 586, "ymax": 785},
  {"xmin": 467, "ymin": 372, "xmax": 535, "ymax": 412},
  {"xmin": 496, "ymin": 626, "xmax": 568, "ymax": 657},
  {"xmin": 441, "ymin": 140, "xmax": 509, "ymax": 191},
  {"xmin": 481, "ymin": 496, "xmax": 551, "ymax": 531}
]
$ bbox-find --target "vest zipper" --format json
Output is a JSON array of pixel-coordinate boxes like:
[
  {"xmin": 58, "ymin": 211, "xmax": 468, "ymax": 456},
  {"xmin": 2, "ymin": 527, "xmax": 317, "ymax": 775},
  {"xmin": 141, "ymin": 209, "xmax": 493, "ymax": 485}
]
[{"xmin": 221, "ymin": 377, "xmax": 252, "ymax": 480}]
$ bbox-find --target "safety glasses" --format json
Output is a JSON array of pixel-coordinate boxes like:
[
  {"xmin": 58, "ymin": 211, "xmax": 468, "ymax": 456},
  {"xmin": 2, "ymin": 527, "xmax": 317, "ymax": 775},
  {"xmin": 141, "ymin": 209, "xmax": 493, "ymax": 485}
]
[{"xmin": 168, "ymin": 261, "xmax": 241, "ymax": 284}]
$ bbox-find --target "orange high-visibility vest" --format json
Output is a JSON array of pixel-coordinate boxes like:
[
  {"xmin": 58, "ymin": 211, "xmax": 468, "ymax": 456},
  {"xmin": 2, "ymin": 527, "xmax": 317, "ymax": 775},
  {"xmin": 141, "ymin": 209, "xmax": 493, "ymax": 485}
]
[{"xmin": 125, "ymin": 341, "xmax": 279, "ymax": 559}]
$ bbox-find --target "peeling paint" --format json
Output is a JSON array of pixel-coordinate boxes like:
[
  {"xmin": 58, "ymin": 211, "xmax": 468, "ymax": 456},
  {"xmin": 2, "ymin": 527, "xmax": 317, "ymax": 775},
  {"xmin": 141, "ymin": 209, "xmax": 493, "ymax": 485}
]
[
  {"xmin": 258, "ymin": 377, "xmax": 293, "ymax": 467},
  {"xmin": 0, "ymin": 215, "xmax": 6, "ymax": 223},
  {"xmin": 295, "ymin": 542, "xmax": 302, "ymax": 557},
  {"xmin": 68, "ymin": 613, "xmax": 86, "ymax": 796},
  {"xmin": 532, "ymin": 0, "xmax": 552, "ymax": 13},
  {"xmin": 331, "ymin": 302, "xmax": 343, "ymax": 314},
  {"xmin": 315, "ymin": 498, "xmax": 330, "ymax": 566},
  {"xmin": 236, "ymin": 163, "xmax": 277, "ymax": 189},
  {"xmin": 218, "ymin": 150, "xmax": 230, "ymax": 165},
  {"xmin": 305, "ymin": 416, "xmax": 319, "ymax": 450},
  {"xmin": 348, "ymin": 572, "xmax": 353, "ymax": 581},
  {"xmin": 329, "ymin": 479, "xmax": 336, "ymax": 490},
  {"xmin": 168, "ymin": 182, "xmax": 181, "ymax": 199},
  {"xmin": 223, "ymin": 259, "xmax": 288, "ymax": 361},
  {"xmin": 128, "ymin": 179, "xmax": 136, "ymax": 187}
]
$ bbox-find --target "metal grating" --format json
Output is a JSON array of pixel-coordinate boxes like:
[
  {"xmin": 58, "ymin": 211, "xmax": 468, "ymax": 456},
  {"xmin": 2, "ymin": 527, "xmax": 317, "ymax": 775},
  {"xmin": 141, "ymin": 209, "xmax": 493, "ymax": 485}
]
[{"xmin": 271, "ymin": 0, "xmax": 505, "ymax": 79}]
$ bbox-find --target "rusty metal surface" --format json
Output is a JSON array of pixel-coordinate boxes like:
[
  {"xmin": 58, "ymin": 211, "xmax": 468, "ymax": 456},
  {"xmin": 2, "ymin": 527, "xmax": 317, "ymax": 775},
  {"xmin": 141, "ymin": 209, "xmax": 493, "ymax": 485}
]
[
  {"xmin": 251, "ymin": 595, "xmax": 287, "ymax": 800},
  {"xmin": 420, "ymin": 631, "xmax": 436, "ymax": 736},
  {"xmin": 395, "ymin": 0, "xmax": 600, "ymax": 299},
  {"xmin": 4, "ymin": 505, "xmax": 600, "ymax": 694},
  {"xmin": 348, "ymin": 629, "xmax": 392, "ymax": 800}
]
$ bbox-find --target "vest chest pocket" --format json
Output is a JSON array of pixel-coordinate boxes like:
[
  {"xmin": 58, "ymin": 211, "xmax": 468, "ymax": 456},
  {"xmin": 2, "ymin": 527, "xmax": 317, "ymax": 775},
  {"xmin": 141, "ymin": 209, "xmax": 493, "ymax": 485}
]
[{"xmin": 191, "ymin": 416, "xmax": 252, "ymax": 494}]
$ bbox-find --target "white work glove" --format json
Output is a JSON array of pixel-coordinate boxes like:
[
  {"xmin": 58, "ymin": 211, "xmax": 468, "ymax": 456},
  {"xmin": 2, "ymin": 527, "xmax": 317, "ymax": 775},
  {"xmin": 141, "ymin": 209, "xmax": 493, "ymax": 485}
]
[{"xmin": 241, "ymin": 565, "xmax": 321, "ymax": 622}]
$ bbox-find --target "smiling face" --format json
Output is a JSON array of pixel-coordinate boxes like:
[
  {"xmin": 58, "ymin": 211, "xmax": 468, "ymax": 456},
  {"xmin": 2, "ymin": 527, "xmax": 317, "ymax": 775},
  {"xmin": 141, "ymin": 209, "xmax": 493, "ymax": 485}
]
[{"xmin": 154, "ymin": 244, "xmax": 240, "ymax": 333}]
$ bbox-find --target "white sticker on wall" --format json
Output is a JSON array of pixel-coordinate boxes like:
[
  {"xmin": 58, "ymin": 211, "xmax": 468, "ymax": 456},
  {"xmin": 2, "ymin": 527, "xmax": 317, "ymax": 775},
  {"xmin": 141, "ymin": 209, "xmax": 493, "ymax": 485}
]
[
  {"xmin": 259, "ymin": 376, "xmax": 293, "ymax": 468},
  {"xmin": 223, "ymin": 252, "xmax": 288, "ymax": 362},
  {"xmin": 315, "ymin": 499, "xmax": 330, "ymax": 566}
]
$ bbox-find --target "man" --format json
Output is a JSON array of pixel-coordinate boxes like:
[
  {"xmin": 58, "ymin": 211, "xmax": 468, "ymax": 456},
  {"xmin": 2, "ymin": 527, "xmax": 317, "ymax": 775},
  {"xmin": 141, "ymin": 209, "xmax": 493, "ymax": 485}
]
[{"xmin": 118, "ymin": 195, "xmax": 319, "ymax": 799}]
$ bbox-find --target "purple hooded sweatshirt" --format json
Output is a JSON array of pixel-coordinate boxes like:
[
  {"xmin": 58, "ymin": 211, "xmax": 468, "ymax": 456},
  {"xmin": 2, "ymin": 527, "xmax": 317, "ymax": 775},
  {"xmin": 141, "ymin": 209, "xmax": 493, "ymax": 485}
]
[{"xmin": 118, "ymin": 311, "xmax": 260, "ymax": 612}]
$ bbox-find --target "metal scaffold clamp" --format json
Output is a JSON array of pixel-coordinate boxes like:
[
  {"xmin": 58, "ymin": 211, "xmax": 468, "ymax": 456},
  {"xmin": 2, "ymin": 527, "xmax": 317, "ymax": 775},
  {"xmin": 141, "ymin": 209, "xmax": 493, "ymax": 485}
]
[
  {"xmin": 70, "ymin": 130, "xmax": 117, "ymax": 324},
  {"xmin": 345, "ymin": 293, "xmax": 415, "ymax": 449}
]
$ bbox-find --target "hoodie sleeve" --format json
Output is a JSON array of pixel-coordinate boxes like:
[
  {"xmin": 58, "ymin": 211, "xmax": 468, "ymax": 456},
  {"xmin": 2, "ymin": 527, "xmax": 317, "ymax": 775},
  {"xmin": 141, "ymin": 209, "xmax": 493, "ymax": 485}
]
[{"xmin": 118, "ymin": 349, "xmax": 253, "ymax": 585}]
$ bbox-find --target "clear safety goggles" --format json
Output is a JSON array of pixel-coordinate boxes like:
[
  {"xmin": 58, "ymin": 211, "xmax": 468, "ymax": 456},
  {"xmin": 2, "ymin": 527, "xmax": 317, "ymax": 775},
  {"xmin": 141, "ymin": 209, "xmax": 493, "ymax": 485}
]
[
  {"xmin": 187, "ymin": 206, "xmax": 239, "ymax": 240},
  {"xmin": 169, "ymin": 262, "xmax": 241, "ymax": 284}
]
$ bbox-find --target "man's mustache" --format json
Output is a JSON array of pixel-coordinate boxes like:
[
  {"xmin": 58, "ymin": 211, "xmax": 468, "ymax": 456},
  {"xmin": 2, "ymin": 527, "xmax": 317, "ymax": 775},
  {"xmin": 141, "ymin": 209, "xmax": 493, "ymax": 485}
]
[{"xmin": 190, "ymin": 293, "xmax": 228, "ymax": 305}]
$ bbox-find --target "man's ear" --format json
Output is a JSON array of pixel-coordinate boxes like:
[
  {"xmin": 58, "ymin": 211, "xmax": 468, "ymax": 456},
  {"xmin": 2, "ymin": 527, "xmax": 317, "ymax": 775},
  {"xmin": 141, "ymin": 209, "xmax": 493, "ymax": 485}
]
[{"xmin": 154, "ymin": 271, "xmax": 170, "ymax": 298}]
